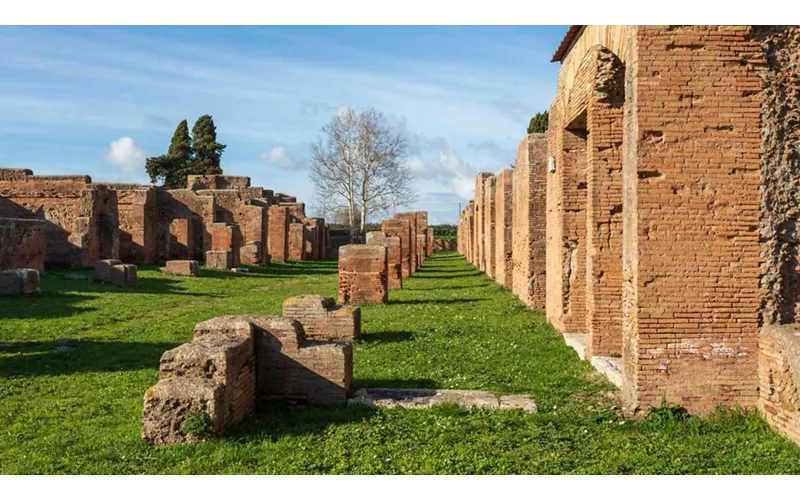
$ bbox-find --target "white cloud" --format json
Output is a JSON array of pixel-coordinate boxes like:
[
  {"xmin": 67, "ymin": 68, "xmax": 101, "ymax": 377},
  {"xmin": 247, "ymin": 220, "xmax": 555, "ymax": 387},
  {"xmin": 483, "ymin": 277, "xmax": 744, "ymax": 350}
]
[
  {"xmin": 260, "ymin": 145, "xmax": 305, "ymax": 171},
  {"xmin": 104, "ymin": 136, "xmax": 145, "ymax": 173}
]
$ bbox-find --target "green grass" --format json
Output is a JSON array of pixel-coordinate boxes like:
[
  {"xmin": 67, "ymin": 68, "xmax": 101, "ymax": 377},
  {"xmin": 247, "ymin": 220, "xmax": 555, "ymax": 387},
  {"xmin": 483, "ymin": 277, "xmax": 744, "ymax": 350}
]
[{"xmin": 1, "ymin": 252, "xmax": 799, "ymax": 474}]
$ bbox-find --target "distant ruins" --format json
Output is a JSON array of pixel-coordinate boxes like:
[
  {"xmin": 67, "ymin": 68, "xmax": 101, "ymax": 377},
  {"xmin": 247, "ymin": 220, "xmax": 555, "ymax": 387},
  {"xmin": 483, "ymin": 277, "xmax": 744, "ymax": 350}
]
[
  {"xmin": 458, "ymin": 25, "xmax": 800, "ymax": 445},
  {"xmin": 338, "ymin": 211, "xmax": 433, "ymax": 305},
  {"xmin": 0, "ymin": 169, "xmax": 331, "ymax": 277}
]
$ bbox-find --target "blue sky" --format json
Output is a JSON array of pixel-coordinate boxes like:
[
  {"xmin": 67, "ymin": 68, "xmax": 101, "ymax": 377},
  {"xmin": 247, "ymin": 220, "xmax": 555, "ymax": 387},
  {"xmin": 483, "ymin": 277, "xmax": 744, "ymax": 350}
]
[{"xmin": 0, "ymin": 26, "xmax": 567, "ymax": 224}]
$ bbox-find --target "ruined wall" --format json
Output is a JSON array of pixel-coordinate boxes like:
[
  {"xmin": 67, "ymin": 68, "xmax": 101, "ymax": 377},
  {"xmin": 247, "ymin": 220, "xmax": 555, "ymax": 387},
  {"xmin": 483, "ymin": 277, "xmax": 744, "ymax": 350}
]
[
  {"xmin": 366, "ymin": 231, "xmax": 403, "ymax": 289},
  {"xmin": 0, "ymin": 170, "xmax": 118, "ymax": 268},
  {"xmin": 483, "ymin": 175, "xmax": 497, "ymax": 280},
  {"xmin": 0, "ymin": 218, "xmax": 46, "ymax": 271},
  {"xmin": 620, "ymin": 26, "xmax": 765, "ymax": 414},
  {"xmin": 268, "ymin": 206, "xmax": 290, "ymax": 263},
  {"xmin": 101, "ymin": 184, "xmax": 156, "ymax": 264},
  {"xmin": 288, "ymin": 222, "xmax": 306, "ymax": 261},
  {"xmin": 393, "ymin": 213, "xmax": 418, "ymax": 274},
  {"xmin": 494, "ymin": 169, "xmax": 514, "ymax": 289},
  {"xmin": 382, "ymin": 218, "xmax": 412, "ymax": 279},
  {"xmin": 512, "ymin": 135, "xmax": 548, "ymax": 309},
  {"xmin": 759, "ymin": 324, "xmax": 800, "ymax": 444},
  {"xmin": 414, "ymin": 211, "xmax": 429, "ymax": 259},
  {"xmin": 282, "ymin": 295, "xmax": 361, "ymax": 341},
  {"xmin": 338, "ymin": 244, "xmax": 388, "ymax": 305},
  {"xmin": 473, "ymin": 173, "xmax": 493, "ymax": 271}
]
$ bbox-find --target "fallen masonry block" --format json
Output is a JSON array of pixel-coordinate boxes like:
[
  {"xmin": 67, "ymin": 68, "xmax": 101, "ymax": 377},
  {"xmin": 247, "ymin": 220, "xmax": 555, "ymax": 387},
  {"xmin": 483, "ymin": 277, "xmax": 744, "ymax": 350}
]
[
  {"xmin": 338, "ymin": 244, "xmax": 388, "ymax": 305},
  {"xmin": 142, "ymin": 296, "xmax": 356, "ymax": 446},
  {"xmin": 94, "ymin": 259, "xmax": 138, "ymax": 287},
  {"xmin": 349, "ymin": 388, "xmax": 537, "ymax": 413},
  {"xmin": 205, "ymin": 250, "xmax": 232, "ymax": 270},
  {"xmin": 282, "ymin": 295, "xmax": 361, "ymax": 341},
  {"xmin": 0, "ymin": 269, "xmax": 40, "ymax": 296},
  {"xmin": 160, "ymin": 260, "xmax": 199, "ymax": 276}
]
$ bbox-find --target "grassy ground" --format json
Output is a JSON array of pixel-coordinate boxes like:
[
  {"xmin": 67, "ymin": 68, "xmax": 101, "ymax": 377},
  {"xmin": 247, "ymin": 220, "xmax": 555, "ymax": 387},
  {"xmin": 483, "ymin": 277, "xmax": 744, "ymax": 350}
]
[{"xmin": 1, "ymin": 251, "xmax": 799, "ymax": 474}]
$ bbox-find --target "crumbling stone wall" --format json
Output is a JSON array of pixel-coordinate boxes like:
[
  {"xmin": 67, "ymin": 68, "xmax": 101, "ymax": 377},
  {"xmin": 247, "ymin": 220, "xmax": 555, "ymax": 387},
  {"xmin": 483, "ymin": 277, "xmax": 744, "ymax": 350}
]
[
  {"xmin": 414, "ymin": 211, "xmax": 429, "ymax": 259},
  {"xmin": 483, "ymin": 175, "xmax": 497, "ymax": 280},
  {"xmin": 366, "ymin": 231, "xmax": 403, "ymax": 289},
  {"xmin": 143, "ymin": 297, "xmax": 355, "ymax": 445},
  {"xmin": 0, "ymin": 218, "xmax": 46, "ymax": 272},
  {"xmin": 100, "ymin": 184, "xmax": 156, "ymax": 264},
  {"xmin": 759, "ymin": 324, "xmax": 800, "ymax": 444},
  {"xmin": 473, "ymin": 173, "xmax": 493, "ymax": 271},
  {"xmin": 338, "ymin": 244, "xmax": 388, "ymax": 305},
  {"xmin": 435, "ymin": 239, "xmax": 457, "ymax": 252},
  {"xmin": 267, "ymin": 205, "xmax": 290, "ymax": 263},
  {"xmin": 288, "ymin": 222, "xmax": 306, "ymax": 261},
  {"xmin": 426, "ymin": 227, "xmax": 434, "ymax": 257},
  {"xmin": 494, "ymin": 169, "xmax": 514, "ymax": 289},
  {"xmin": 382, "ymin": 218, "xmax": 412, "ymax": 278}
]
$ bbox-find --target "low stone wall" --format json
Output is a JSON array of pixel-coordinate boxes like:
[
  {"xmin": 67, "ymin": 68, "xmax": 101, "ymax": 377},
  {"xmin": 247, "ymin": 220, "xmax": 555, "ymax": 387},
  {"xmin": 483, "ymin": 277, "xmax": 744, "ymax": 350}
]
[
  {"xmin": 0, "ymin": 218, "xmax": 46, "ymax": 272},
  {"xmin": 338, "ymin": 244, "xmax": 388, "ymax": 305},
  {"xmin": 142, "ymin": 296, "xmax": 356, "ymax": 445}
]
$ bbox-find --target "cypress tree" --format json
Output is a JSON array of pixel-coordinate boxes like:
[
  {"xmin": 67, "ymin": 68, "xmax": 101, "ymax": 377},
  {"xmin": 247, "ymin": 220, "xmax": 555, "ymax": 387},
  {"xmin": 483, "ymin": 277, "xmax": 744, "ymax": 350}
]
[
  {"xmin": 527, "ymin": 111, "xmax": 549, "ymax": 134},
  {"xmin": 145, "ymin": 120, "xmax": 194, "ymax": 188},
  {"xmin": 190, "ymin": 115, "xmax": 226, "ymax": 175}
]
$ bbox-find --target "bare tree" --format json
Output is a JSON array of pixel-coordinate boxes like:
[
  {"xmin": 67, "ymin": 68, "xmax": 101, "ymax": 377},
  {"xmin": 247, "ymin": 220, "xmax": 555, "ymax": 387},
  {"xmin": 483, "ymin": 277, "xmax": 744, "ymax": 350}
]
[{"xmin": 310, "ymin": 107, "xmax": 416, "ymax": 240}]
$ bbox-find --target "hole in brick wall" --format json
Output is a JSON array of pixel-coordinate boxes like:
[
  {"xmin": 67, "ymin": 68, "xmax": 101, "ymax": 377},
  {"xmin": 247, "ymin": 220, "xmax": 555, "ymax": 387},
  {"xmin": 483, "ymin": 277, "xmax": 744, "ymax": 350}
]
[
  {"xmin": 704, "ymin": 125, "xmax": 735, "ymax": 132},
  {"xmin": 610, "ymin": 204, "xmax": 623, "ymax": 216},
  {"xmin": 742, "ymin": 89, "xmax": 761, "ymax": 97},
  {"xmin": 638, "ymin": 171, "xmax": 664, "ymax": 180},
  {"xmin": 665, "ymin": 42, "xmax": 705, "ymax": 51},
  {"xmin": 578, "ymin": 182, "xmax": 587, "ymax": 190}
]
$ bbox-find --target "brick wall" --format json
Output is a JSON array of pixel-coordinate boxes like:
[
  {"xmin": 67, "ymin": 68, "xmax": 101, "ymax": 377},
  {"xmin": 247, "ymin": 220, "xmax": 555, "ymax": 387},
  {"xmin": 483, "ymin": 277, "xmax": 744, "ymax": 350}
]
[
  {"xmin": 338, "ymin": 244, "xmax": 388, "ymax": 305},
  {"xmin": 0, "ymin": 218, "xmax": 45, "ymax": 272},
  {"xmin": 282, "ymin": 295, "xmax": 361, "ymax": 341},
  {"xmin": 383, "ymin": 217, "xmax": 412, "ymax": 278},
  {"xmin": 268, "ymin": 205, "xmax": 290, "ymax": 263},
  {"xmin": 393, "ymin": 212, "xmax": 418, "ymax": 274},
  {"xmin": 288, "ymin": 222, "xmax": 306, "ymax": 261},
  {"xmin": 494, "ymin": 169, "xmax": 514, "ymax": 289},
  {"xmin": 366, "ymin": 231, "xmax": 403, "ymax": 289},
  {"xmin": 483, "ymin": 175, "xmax": 497, "ymax": 280}
]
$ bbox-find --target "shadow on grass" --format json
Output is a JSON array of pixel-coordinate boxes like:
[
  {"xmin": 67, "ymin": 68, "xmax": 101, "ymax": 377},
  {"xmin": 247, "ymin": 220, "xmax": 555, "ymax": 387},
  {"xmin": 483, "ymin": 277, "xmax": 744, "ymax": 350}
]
[
  {"xmin": 357, "ymin": 330, "xmax": 415, "ymax": 344},
  {"xmin": 353, "ymin": 377, "xmax": 439, "ymax": 390},
  {"xmin": 223, "ymin": 401, "xmax": 378, "ymax": 442},
  {"xmin": 390, "ymin": 298, "xmax": 488, "ymax": 305},
  {"xmin": 198, "ymin": 260, "xmax": 338, "ymax": 280},
  {"xmin": 411, "ymin": 271, "xmax": 483, "ymax": 279},
  {"xmin": 0, "ymin": 340, "xmax": 177, "ymax": 377}
]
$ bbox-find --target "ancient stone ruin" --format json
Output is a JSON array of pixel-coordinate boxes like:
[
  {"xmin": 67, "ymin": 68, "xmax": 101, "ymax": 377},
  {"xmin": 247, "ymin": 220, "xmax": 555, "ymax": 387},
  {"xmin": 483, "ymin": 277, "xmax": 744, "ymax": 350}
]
[
  {"xmin": 160, "ymin": 260, "xmax": 200, "ymax": 277},
  {"xmin": 366, "ymin": 231, "xmax": 403, "ymax": 289},
  {"xmin": 0, "ymin": 170, "xmax": 330, "ymax": 275},
  {"xmin": 457, "ymin": 25, "xmax": 800, "ymax": 446},
  {"xmin": 95, "ymin": 259, "xmax": 139, "ymax": 287},
  {"xmin": 142, "ymin": 295, "xmax": 357, "ymax": 446},
  {"xmin": 338, "ymin": 244, "xmax": 389, "ymax": 305}
]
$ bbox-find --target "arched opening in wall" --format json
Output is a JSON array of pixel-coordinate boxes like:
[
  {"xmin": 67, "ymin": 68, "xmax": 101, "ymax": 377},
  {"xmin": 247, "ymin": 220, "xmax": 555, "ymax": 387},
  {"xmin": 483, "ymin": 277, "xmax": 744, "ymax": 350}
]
[{"xmin": 584, "ymin": 50, "xmax": 626, "ymax": 360}]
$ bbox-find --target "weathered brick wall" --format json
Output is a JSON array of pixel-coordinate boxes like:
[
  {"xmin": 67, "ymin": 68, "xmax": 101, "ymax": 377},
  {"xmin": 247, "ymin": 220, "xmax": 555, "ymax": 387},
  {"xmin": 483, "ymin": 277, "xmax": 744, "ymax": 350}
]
[
  {"xmin": 473, "ymin": 173, "xmax": 493, "ymax": 271},
  {"xmin": 282, "ymin": 295, "xmax": 361, "ymax": 341},
  {"xmin": 759, "ymin": 324, "xmax": 800, "ymax": 444},
  {"xmin": 483, "ymin": 175, "xmax": 497, "ymax": 280},
  {"xmin": 209, "ymin": 222, "xmax": 242, "ymax": 268},
  {"xmin": 619, "ymin": 26, "xmax": 765, "ymax": 414},
  {"xmin": 435, "ymin": 239, "xmax": 457, "ymax": 252},
  {"xmin": 511, "ymin": 136, "xmax": 547, "ymax": 309},
  {"xmin": 416, "ymin": 234, "xmax": 427, "ymax": 270},
  {"xmin": 338, "ymin": 244, "xmax": 388, "ymax": 305},
  {"xmin": 187, "ymin": 175, "xmax": 252, "ymax": 191},
  {"xmin": 494, "ymin": 169, "xmax": 513, "ymax": 289},
  {"xmin": 167, "ymin": 218, "xmax": 199, "ymax": 261},
  {"xmin": 99, "ymin": 184, "xmax": 156, "ymax": 264},
  {"xmin": 0, "ymin": 170, "xmax": 119, "ymax": 268},
  {"xmin": 366, "ymin": 231, "xmax": 403, "ymax": 289},
  {"xmin": 393, "ymin": 212, "xmax": 418, "ymax": 274},
  {"xmin": 414, "ymin": 211, "xmax": 429, "ymax": 259},
  {"xmin": 267, "ymin": 205, "xmax": 290, "ymax": 263},
  {"xmin": 426, "ymin": 227, "xmax": 434, "ymax": 257},
  {"xmin": 583, "ymin": 47, "xmax": 625, "ymax": 359},
  {"xmin": 0, "ymin": 218, "xmax": 46, "ymax": 272},
  {"xmin": 383, "ymin": 218, "xmax": 412, "ymax": 278},
  {"xmin": 157, "ymin": 189, "xmax": 215, "ymax": 262},
  {"xmin": 288, "ymin": 222, "xmax": 306, "ymax": 261}
]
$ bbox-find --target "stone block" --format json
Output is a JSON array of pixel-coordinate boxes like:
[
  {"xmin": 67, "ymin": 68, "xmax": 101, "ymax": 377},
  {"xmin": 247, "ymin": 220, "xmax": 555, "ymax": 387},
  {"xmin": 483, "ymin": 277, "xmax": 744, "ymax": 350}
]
[
  {"xmin": 94, "ymin": 259, "xmax": 138, "ymax": 287},
  {"xmin": 366, "ymin": 231, "xmax": 402, "ymax": 290},
  {"xmin": 142, "ymin": 378, "xmax": 225, "ymax": 446},
  {"xmin": 205, "ymin": 250, "xmax": 232, "ymax": 270},
  {"xmin": 0, "ymin": 218, "xmax": 46, "ymax": 272},
  {"xmin": 338, "ymin": 244, "xmax": 388, "ymax": 305},
  {"xmin": 0, "ymin": 269, "xmax": 40, "ymax": 296},
  {"xmin": 160, "ymin": 260, "xmax": 199, "ymax": 276}
]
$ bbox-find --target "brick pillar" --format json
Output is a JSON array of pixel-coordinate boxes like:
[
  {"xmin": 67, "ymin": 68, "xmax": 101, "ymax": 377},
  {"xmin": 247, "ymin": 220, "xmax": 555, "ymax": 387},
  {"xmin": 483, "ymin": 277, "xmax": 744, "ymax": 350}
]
[
  {"xmin": 494, "ymin": 169, "xmax": 513, "ymax": 289},
  {"xmin": 338, "ymin": 244, "xmax": 388, "ymax": 305},
  {"xmin": 366, "ymin": 231, "xmax": 402, "ymax": 289},
  {"xmin": 267, "ymin": 205, "xmax": 289, "ymax": 263},
  {"xmin": 585, "ymin": 48, "xmax": 625, "ymax": 359},
  {"xmin": 393, "ymin": 212, "xmax": 418, "ymax": 274},
  {"xmin": 381, "ymin": 218, "xmax": 411, "ymax": 279},
  {"xmin": 512, "ymin": 134, "xmax": 547, "ymax": 310},
  {"xmin": 620, "ymin": 26, "xmax": 763, "ymax": 414},
  {"xmin": 288, "ymin": 222, "xmax": 305, "ymax": 261},
  {"xmin": 483, "ymin": 175, "xmax": 496, "ymax": 279},
  {"xmin": 473, "ymin": 173, "xmax": 492, "ymax": 272}
]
